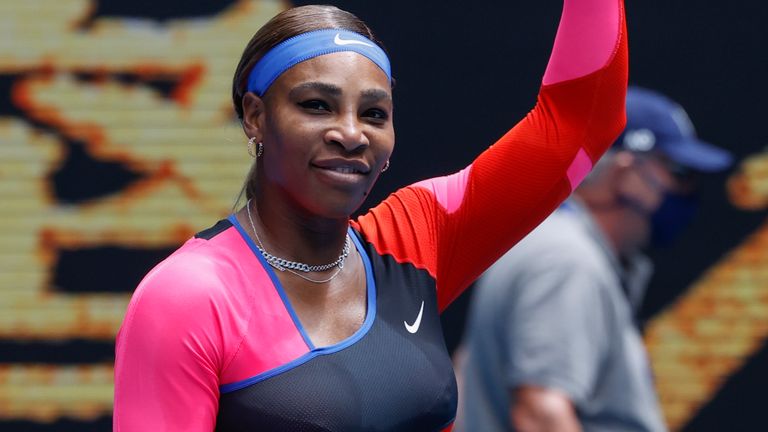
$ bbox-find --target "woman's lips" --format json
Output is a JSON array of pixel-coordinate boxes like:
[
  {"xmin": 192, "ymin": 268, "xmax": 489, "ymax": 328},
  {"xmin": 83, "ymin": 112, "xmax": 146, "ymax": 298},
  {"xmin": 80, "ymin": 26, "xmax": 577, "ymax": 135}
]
[
  {"xmin": 312, "ymin": 158, "xmax": 371, "ymax": 174},
  {"xmin": 311, "ymin": 158, "xmax": 372, "ymax": 188}
]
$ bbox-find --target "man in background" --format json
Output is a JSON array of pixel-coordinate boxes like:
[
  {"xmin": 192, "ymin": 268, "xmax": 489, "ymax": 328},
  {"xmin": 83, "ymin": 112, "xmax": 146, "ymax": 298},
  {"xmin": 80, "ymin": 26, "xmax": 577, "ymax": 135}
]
[{"xmin": 456, "ymin": 87, "xmax": 733, "ymax": 432}]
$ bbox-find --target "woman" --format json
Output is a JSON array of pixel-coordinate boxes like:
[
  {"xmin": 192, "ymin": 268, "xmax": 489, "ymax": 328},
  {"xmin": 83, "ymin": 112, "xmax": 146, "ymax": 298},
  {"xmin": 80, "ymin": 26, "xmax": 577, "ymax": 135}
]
[{"xmin": 114, "ymin": 1, "xmax": 627, "ymax": 431}]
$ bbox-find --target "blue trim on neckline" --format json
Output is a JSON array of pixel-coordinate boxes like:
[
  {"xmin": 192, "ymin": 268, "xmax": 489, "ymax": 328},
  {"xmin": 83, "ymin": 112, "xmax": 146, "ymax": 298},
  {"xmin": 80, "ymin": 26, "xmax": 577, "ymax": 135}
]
[
  {"xmin": 228, "ymin": 214, "xmax": 314, "ymax": 350},
  {"xmin": 221, "ymin": 215, "xmax": 377, "ymax": 393}
]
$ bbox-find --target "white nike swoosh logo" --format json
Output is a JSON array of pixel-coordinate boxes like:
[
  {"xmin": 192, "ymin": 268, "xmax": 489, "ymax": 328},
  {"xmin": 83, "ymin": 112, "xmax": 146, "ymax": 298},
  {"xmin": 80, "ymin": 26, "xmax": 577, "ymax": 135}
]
[
  {"xmin": 404, "ymin": 300, "xmax": 425, "ymax": 334},
  {"xmin": 334, "ymin": 33, "xmax": 374, "ymax": 47}
]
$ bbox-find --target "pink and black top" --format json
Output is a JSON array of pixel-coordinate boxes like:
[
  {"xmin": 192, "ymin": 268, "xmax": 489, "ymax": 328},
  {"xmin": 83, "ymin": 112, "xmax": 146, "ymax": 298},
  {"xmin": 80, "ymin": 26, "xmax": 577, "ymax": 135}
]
[{"xmin": 113, "ymin": 0, "xmax": 628, "ymax": 430}]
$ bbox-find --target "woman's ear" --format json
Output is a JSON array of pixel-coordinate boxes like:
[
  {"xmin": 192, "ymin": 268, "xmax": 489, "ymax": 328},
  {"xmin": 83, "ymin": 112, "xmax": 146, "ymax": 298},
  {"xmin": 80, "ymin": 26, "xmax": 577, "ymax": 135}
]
[{"xmin": 242, "ymin": 92, "xmax": 265, "ymax": 142}]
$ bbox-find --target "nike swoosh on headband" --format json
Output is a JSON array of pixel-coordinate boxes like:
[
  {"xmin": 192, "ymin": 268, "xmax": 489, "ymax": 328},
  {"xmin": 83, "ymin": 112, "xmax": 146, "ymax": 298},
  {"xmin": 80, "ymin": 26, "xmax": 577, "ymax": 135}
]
[
  {"xmin": 246, "ymin": 29, "xmax": 392, "ymax": 96},
  {"xmin": 334, "ymin": 33, "xmax": 374, "ymax": 47}
]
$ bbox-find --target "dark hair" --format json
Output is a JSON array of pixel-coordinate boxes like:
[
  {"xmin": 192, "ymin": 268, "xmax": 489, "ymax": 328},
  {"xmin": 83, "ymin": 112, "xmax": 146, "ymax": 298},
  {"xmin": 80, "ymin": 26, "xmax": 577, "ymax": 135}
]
[
  {"xmin": 231, "ymin": 5, "xmax": 386, "ymax": 120},
  {"xmin": 231, "ymin": 5, "xmax": 388, "ymax": 205}
]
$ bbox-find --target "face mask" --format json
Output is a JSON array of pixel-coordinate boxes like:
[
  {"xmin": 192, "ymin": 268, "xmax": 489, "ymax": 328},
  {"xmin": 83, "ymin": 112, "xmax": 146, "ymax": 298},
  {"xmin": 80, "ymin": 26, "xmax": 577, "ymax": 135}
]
[
  {"xmin": 617, "ymin": 158, "xmax": 699, "ymax": 247},
  {"xmin": 648, "ymin": 191, "xmax": 698, "ymax": 246}
]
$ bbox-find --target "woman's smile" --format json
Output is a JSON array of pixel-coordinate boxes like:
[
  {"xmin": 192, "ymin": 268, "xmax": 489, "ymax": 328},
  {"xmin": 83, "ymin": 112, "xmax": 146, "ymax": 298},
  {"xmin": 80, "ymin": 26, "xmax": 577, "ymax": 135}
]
[{"xmin": 312, "ymin": 157, "xmax": 371, "ymax": 187}]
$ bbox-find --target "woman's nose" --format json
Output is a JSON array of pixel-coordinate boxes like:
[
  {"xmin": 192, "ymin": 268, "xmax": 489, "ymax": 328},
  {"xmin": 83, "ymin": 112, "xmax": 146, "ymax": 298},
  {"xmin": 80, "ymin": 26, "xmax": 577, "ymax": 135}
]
[{"xmin": 325, "ymin": 113, "xmax": 369, "ymax": 152}]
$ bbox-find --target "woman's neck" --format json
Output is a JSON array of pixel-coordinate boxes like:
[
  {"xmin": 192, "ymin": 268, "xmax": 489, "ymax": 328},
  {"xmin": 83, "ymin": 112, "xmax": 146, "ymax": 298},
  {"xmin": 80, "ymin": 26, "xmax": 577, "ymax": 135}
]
[{"xmin": 244, "ymin": 195, "xmax": 350, "ymax": 267}]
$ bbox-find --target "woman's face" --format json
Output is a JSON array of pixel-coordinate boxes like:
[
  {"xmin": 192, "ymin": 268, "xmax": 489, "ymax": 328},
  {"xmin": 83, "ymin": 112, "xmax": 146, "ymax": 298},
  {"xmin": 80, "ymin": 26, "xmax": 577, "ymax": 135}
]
[{"xmin": 245, "ymin": 52, "xmax": 394, "ymax": 219}]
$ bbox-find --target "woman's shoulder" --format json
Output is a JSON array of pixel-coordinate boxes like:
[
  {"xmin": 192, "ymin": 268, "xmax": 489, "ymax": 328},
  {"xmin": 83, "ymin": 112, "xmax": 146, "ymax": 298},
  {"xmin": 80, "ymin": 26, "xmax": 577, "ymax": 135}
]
[
  {"xmin": 127, "ymin": 241, "xmax": 224, "ymax": 317},
  {"xmin": 116, "ymin": 215, "xmax": 272, "ymax": 370},
  {"xmin": 116, "ymin": 236, "xmax": 246, "ymax": 384},
  {"xmin": 128, "ymin": 220, "xmax": 254, "ymax": 319}
]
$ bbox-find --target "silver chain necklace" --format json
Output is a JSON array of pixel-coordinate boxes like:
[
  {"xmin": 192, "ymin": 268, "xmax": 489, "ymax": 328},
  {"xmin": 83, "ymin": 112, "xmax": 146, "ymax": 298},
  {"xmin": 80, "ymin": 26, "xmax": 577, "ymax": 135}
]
[{"xmin": 246, "ymin": 199, "xmax": 350, "ymax": 284}]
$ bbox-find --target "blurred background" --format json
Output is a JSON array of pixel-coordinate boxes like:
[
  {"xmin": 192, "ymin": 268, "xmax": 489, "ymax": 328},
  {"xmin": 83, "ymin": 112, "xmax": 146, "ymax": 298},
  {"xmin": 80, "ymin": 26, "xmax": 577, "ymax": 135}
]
[{"xmin": 1, "ymin": 0, "xmax": 767, "ymax": 430}]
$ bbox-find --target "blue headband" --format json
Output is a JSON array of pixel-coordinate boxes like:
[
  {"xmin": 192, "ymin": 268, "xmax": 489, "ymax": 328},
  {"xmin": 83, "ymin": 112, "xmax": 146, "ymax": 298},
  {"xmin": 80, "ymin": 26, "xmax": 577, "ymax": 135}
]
[{"xmin": 246, "ymin": 29, "xmax": 392, "ymax": 96}]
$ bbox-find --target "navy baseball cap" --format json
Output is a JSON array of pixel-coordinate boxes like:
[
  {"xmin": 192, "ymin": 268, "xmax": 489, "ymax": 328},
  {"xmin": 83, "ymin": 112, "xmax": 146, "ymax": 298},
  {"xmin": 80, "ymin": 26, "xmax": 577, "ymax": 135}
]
[{"xmin": 616, "ymin": 86, "xmax": 733, "ymax": 172}]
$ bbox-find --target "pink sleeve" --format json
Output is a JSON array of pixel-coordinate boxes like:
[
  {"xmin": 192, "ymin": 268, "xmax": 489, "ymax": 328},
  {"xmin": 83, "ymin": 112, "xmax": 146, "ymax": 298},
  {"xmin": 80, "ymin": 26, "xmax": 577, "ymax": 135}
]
[
  {"xmin": 114, "ymin": 246, "xmax": 230, "ymax": 431},
  {"xmin": 543, "ymin": 0, "xmax": 622, "ymax": 85}
]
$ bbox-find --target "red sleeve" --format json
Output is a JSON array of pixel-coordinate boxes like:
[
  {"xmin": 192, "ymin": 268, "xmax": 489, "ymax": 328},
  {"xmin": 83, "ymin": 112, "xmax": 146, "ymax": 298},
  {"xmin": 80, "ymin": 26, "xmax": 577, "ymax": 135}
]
[{"xmin": 353, "ymin": 0, "xmax": 628, "ymax": 312}]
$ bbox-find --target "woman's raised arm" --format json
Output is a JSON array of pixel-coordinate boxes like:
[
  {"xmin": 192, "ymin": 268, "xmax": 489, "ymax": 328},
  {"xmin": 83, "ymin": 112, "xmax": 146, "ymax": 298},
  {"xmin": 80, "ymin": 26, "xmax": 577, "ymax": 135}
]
[{"xmin": 354, "ymin": 0, "xmax": 628, "ymax": 310}]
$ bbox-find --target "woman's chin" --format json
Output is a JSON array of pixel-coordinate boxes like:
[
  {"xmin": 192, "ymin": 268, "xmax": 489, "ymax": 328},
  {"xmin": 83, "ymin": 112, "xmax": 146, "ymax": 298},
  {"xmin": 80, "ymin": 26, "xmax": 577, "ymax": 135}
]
[{"xmin": 299, "ymin": 194, "xmax": 368, "ymax": 221}]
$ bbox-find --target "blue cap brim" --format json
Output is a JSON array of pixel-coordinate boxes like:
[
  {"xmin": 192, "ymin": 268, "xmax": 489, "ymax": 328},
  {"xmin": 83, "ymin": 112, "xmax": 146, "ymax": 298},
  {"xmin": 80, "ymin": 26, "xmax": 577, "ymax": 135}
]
[{"xmin": 663, "ymin": 138, "xmax": 734, "ymax": 172}]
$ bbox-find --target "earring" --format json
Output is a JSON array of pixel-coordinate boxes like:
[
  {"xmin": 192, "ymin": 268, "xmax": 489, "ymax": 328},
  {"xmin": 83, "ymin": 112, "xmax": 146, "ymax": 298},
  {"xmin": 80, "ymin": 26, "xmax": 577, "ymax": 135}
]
[
  {"xmin": 247, "ymin": 137, "xmax": 257, "ymax": 158},
  {"xmin": 247, "ymin": 137, "xmax": 263, "ymax": 158},
  {"xmin": 381, "ymin": 160, "xmax": 390, "ymax": 173}
]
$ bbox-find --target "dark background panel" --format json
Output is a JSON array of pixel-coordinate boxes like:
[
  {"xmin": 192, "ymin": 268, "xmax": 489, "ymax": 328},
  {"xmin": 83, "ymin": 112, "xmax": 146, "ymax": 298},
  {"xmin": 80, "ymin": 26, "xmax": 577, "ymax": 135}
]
[
  {"xmin": 682, "ymin": 343, "xmax": 768, "ymax": 432},
  {"xmin": 90, "ymin": 0, "xmax": 236, "ymax": 21}
]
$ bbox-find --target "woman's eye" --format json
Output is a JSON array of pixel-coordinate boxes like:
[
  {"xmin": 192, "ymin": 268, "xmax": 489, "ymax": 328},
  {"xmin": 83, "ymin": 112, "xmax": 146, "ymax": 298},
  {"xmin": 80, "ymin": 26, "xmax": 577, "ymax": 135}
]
[
  {"xmin": 363, "ymin": 108, "xmax": 389, "ymax": 121},
  {"xmin": 298, "ymin": 100, "xmax": 330, "ymax": 111}
]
